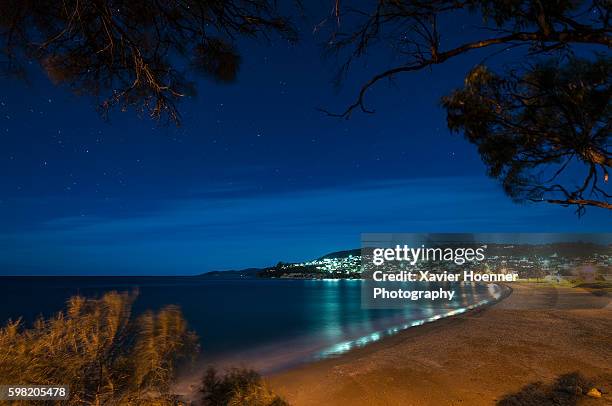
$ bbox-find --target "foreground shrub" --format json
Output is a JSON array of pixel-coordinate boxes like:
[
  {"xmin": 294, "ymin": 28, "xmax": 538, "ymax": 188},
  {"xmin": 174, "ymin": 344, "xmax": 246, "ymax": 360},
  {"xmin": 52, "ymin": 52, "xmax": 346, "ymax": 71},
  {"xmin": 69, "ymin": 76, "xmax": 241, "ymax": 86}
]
[
  {"xmin": 199, "ymin": 367, "xmax": 288, "ymax": 406},
  {"xmin": 497, "ymin": 372, "xmax": 598, "ymax": 406},
  {"xmin": 0, "ymin": 291, "xmax": 198, "ymax": 405}
]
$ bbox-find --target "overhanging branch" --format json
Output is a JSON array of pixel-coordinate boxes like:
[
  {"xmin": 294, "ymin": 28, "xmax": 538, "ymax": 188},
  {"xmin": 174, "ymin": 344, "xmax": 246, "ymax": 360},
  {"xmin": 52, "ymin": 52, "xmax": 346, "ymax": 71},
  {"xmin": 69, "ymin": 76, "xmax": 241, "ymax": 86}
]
[{"xmin": 324, "ymin": 29, "xmax": 611, "ymax": 118}]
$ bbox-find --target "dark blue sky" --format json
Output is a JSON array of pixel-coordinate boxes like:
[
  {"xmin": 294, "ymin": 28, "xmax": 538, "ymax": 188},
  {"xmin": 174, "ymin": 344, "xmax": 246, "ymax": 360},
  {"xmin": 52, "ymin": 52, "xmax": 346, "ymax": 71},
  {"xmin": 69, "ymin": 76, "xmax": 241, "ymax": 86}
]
[{"xmin": 0, "ymin": 9, "xmax": 609, "ymax": 274}]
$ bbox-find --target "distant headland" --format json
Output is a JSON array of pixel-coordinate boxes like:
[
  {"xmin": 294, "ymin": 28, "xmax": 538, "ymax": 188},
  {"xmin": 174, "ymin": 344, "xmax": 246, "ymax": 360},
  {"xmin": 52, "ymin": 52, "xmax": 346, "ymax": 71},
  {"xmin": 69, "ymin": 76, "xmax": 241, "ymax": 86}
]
[{"xmin": 199, "ymin": 242, "xmax": 610, "ymax": 281}]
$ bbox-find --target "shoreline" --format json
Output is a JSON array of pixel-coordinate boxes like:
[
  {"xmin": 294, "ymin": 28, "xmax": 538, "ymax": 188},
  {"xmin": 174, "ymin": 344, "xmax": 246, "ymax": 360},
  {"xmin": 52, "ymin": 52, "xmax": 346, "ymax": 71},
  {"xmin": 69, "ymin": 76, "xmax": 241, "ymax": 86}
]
[
  {"xmin": 315, "ymin": 282, "xmax": 511, "ymax": 360},
  {"xmin": 267, "ymin": 282, "xmax": 611, "ymax": 405},
  {"xmin": 175, "ymin": 282, "xmax": 509, "ymax": 401}
]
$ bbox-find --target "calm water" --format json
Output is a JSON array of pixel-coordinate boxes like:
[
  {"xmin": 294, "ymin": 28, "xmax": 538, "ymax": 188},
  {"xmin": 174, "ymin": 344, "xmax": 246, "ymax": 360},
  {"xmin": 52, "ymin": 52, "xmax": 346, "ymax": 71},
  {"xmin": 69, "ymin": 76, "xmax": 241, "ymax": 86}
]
[{"xmin": 0, "ymin": 276, "xmax": 502, "ymax": 372}]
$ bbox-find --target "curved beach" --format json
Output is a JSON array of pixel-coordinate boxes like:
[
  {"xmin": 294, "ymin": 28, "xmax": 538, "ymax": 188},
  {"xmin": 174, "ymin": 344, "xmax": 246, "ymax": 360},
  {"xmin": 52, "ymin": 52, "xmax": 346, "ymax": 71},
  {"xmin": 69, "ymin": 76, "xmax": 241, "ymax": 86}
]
[{"xmin": 268, "ymin": 283, "xmax": 611, "ymax": 405}]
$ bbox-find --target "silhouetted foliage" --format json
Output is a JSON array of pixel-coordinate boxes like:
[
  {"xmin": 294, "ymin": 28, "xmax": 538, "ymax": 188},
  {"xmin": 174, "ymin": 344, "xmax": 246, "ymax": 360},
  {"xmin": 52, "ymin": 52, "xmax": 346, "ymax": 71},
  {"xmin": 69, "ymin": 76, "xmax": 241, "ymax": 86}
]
[
  {"xmin": 0, "ymin": 0, "xmax": 295, "ymax": 124},
  {"xmin": 497, "ymin": 372, "xmax": 596, "ymax": 406},
  {"xmin": 199, "ymin": 367, "xmax": 288, "ymax": 406},
  {"xmin": 443, "ymin": 56, "xmax": 611, "ymax": 214},
  {"xmin": 323, "ymin": 0, "xmax": 610, "ymax": 213},
  {"xmin": 0, "ymin": 291, "xmax": 198, "ymax": 405}
]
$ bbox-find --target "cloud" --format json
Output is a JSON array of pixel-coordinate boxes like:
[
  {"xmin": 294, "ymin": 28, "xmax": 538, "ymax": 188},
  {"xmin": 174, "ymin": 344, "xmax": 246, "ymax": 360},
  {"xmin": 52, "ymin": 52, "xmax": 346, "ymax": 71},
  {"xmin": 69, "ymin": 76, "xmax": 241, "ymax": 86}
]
[{"xmin": 0, "ymin": 176, "xmax": 606, "ymax": 274}]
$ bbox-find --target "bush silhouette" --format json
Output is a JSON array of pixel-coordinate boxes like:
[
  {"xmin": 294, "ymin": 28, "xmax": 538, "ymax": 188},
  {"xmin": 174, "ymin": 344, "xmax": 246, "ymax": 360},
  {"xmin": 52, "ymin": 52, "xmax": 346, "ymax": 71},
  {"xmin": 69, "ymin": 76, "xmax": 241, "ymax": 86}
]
[
  {"xmin": 0, "ymin": 291, "xmax": 198, "ymax": 405},
  {"xmin": 199, "ymin": 367, "xmax": 288, "ymax": 406}
]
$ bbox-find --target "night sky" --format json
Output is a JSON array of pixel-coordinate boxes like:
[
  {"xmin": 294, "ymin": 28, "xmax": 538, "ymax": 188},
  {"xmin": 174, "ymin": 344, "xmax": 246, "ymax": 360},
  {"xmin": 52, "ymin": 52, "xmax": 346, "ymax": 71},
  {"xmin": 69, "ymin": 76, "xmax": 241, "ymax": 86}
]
[{"xmin": 1, "ymin": 8, "xmax": 609, "ymax": 275}]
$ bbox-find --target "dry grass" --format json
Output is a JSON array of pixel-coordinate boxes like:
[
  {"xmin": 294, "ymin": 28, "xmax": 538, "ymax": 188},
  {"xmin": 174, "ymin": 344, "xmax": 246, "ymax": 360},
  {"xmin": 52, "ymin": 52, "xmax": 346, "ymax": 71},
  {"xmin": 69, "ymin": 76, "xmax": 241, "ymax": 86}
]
[{"xmin": 0, "ymin": 291, "xmax": 198, "ymax": 405}]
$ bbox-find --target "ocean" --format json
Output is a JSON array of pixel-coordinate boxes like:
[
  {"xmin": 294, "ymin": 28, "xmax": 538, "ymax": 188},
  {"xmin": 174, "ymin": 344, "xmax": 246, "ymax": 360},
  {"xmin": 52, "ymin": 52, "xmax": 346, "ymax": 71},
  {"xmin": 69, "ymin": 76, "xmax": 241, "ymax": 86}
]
[{"xmin": 0, "ymin": 276, "xmax": 501, "ymax": 372}]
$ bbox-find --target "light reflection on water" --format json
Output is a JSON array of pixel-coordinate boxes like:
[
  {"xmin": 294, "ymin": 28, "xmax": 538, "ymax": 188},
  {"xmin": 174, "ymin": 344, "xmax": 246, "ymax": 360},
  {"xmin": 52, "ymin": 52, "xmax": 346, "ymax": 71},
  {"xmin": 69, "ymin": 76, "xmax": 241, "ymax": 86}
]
[
  {"xmin": 0, "ymin": 276, "xmax": 505, "ymax": 373},
  {"xmin": 295, "ymin": 279, "xmax": 505, "ymax": 366},
  {"xmin": 316, "ymin": 297, "xmax": 496, "ymax": 359}
]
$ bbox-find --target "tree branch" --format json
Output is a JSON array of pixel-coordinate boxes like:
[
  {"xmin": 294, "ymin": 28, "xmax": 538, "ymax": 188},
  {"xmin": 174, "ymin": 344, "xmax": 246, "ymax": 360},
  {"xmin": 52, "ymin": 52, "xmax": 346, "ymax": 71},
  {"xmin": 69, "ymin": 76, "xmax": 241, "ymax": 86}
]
[{"xmin": 324, "ymin": 29, "xmax": 611, "ymax": 118}]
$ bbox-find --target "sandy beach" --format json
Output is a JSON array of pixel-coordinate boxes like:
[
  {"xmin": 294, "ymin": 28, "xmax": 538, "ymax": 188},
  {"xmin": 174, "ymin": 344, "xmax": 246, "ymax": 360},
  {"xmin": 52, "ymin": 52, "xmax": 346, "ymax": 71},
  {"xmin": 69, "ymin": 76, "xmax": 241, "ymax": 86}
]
[{"xmin": 268, "ymin": 283, "xmax": 611, "ymax": 405}]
